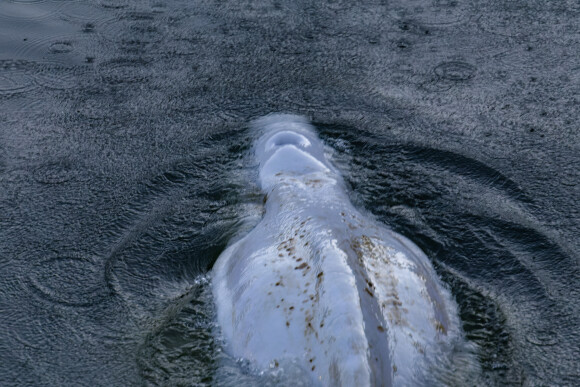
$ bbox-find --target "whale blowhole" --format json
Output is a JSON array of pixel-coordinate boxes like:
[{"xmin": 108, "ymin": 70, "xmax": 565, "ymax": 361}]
[{"xmin": 264, "ymin": 130, "xmax": 312, "ymax": 152}]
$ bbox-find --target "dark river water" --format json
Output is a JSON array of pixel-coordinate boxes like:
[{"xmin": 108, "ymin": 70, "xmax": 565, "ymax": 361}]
[{"xmin": 1, "ymin": 0, "xmax": 579, "ymax": 386}]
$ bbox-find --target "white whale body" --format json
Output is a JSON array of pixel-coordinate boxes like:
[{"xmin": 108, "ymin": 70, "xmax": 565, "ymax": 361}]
[{"xmin": 212, "ymin": 114, "xmax": 463, "ymax": 386}]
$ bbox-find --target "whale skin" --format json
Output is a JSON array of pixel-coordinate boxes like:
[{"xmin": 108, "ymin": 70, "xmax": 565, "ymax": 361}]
[{"xmin": 212, "ymin": 114, "xmax": 462, "ymax": 386}]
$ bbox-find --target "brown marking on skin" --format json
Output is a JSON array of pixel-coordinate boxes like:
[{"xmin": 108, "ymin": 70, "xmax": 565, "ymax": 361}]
[
  {"xmin": 286, "ymin": 321, "xmax": 290, "ymax": 327},
  {"xmin": 278, "ymin": 253, "xmax": 284, "ymax": 257},
  {"xmin": 317, "ymin": 272, "xmax": 324, "ymax": 278},
  {"xmin": 304, "ymin": 241, "xmax": 309, "ymax": 246},
  {"xmin": 275, "ymin": 281, "xmax": 281, "ymax": 286},
  {"xmin": 289, "ymin": 306, "xmax": 294, "ymax": 310},
  {"xmin": 435, "ymin": 321, "xmax": 447, "ymax": 334},
  {"xmin": 413, "ymin": 341, "xmax": 425, "ymax": 354},
  {"xmin": 304, "ymin": 314, "xmax": 316, "ymax": 336},
  {"xmin": 364, "ymin": 287, "xmax": 374, "ymax": 297},
  {"xmin": 296, "ymin": 258, "xmax": 303, "ymax": 262},
  {"xmin": 295, "ymin": 262, "xmax": 308, "ymax": 270},
  {"xmin": 320, "ymin": 322, "xmax": 324, "ymax": 328},
  {"xmin": 393, "ymin": 365, "xmax": 397, "ymax": 373},
  {"xmin": 274, "ymin": 360, "xmax": 279, "ymax": 367},
  {"xmin": 262, "ymin": 194, "xmax": 268, "ymax": 204},
  {"xmin": 386, "ymin": 308, "xmax": 408, "ymax": 327},
  {"xmin": 377, "ymin": 325, "xmax": 385, "ymax": 332},
  {"xmin": 311, "ymin": 365, "xmax": 316, "ymax": 371}
]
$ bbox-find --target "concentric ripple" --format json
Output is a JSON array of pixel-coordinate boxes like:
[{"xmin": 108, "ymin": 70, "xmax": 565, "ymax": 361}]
[
  {"xmin": 0, "ymin": 59, "xmax": 36, "ymax": 95},
  {"xmin": 32, "ymin": 159, "xmax": 82, "ymax": 184},
  {"xmin": 434, "ymin": 61, "xmax": 476, "ymax": 81},
  {"xmin": 526, "ymin": 329, "xmax": 559, "ymax": 347},
  {"xmin": 98, "ymin": 58, "xmax": 150, "ymax": 85},
  {"xmin": 417, "ymin": 61, "xmax": 476, "ymax": 92},
  {"xmin": 26, "ymin": 252, "xmax": 108, "ymax": 307},
  {"xmin": 475, "ymin": 2, "xmax": 551, "ymax": 39},
  {"xmin": 419, "ymin": 77, "xmax": 455, "ymax": 93},
  {"xmin": 33, "ymin": 63, "xmax": 89, "ymax": 90},
  {"xmin": 388, "ymin": 0, "xmax": 472, "ymax": 27},
  {"xmin": 0, "ymin": 1, "xmax": 64, "ymax": 20},
  {"xmin": 48, "ymin": 40, "xmax": 73, "ymax": 54},
  {"xmin": 8, "ymin": 0, "xmax": 47, "ymax": 4}
]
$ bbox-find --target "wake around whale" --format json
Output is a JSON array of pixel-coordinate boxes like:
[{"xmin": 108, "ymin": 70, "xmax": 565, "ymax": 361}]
[{"xmin": 212, "ymin": 114, "xmax": 467, "ymax": 386}]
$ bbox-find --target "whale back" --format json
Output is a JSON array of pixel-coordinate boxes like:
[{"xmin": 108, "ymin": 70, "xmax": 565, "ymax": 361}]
[{"xmin": 212, "ymin": 114, "xmax": 463, "ymax": 386}]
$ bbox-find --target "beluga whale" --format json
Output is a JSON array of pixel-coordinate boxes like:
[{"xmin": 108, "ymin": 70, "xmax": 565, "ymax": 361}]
[{"xmin": 212, "ymin": 114, "xmax": 466, "ymax": 386}]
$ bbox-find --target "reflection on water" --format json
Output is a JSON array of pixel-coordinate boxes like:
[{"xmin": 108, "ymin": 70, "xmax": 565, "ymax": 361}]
[{"xmin": 0, "ymin": 0, "xmax": 578, "ymax": 386}]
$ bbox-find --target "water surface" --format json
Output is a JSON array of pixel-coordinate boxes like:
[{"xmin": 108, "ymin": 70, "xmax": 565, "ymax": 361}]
[{"xmin": 0, "ymin": 0, "xmax": 578, "ymax": 385}]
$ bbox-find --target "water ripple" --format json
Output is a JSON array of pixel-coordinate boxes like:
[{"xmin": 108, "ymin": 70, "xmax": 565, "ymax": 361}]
[
  {"xmin": 31, "ymin": 158, "xmax": 83, "ymax": 184},
  {"xmin": 98, "ymin": 57, "xmax": 151, "ymax": 85},
  {"xmin": 477, "ymin": 9, "xmax": 537, "ymax": 38},
  {"xmin": 97, "ymin": 0, "xmax": 130, "ymax": 10},
  {"xmin": 0, "ymin": 1, "xmax": 64, "ymax": 20},
  {"xmin": 387, "ymin": 0, "xmax": 472, "ymax": 27},
  {"xmin": 0, "ymin": 58, "xmax": 92, "ymax": 96},
  {"xmin": 35, "ymin": 62, "xmax": 91, "ymax": 90},
  {"xmin": 26, "ymin": 252, "xmax": 108, "ymax": 307},
  {"xmin": 526, "ymin": 329, "xmax": 559, "ymax": 347},
  {"xmin": 137, "ymin": 277, "xmax": 218, "ymax": 386},
  {"xmin": 434, "ymin": 61, "xmax": 476, "ymax": 81},
  {"xmin": 0, "ymin": 71, "xmax": 35, "ymax": 96}
]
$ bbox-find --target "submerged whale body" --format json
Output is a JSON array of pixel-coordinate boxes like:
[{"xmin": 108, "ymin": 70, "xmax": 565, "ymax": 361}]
[{"xmin": 212, "ymin": 114, "xmax": 463, "ymax": 386}]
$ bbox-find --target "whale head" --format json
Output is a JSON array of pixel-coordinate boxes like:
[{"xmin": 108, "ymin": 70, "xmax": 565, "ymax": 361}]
[{"xmin": 252, "ymin": 114, "xmax": 338, "ymax": 190}]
